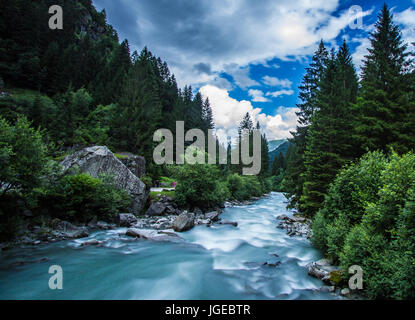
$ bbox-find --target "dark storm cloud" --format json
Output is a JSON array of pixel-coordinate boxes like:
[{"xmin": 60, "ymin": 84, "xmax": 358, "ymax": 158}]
[
  {"xmin": 92, "ymin": 0, "xmax": 371, "ymax": 88},
  {"xmin": 193, "ymin": 63, "xmax": 212, "ymax": 75}
]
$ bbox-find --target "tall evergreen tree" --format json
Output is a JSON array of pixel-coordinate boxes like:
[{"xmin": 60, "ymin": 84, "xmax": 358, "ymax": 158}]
[
  {"xmin": 301, "ymin": 41, "xmax": 359, "ymax": 216},
  {"xmin": 354, "ymin": 4, "xmax": 413, "ymax": 154},
  {"xmin": 283, "ymin": 40, "xmax": 328, "ymax": 209}
]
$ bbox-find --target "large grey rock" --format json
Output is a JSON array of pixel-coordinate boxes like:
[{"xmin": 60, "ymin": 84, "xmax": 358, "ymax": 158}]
[
  {"xmin": 118, "ymin": 153, "xmax": 146, "ymax": 178},
  {"xmin": 60, "ymin": 146, "xmax": 148, "ymax": 214},
  {"xmin": 205, "ymin": 211, "xmax": 221, "ymax": 222},
  {"xmin": 172, "ymin": 212, "xmax": 195, "ymax": 232},
  {"xmin": 118, "ymin": 213, "xmax": 138, "ymax": 227},
  {"xmin": 145, "ymin": 202, "xmax": 167, "ymax": 216}
]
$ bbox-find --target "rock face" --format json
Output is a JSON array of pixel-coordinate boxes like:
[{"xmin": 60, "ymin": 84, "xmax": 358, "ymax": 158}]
[
  {"xmin": 172, "ymin": 212, "xmax": 195, "ymax": 232},
  {"xmin": 60, "ymin": 146, "xmax": 148, "ymax": 215},
  {"xmin": 119, "ymin": 153, "xmax": 146, "ymax": 178}
]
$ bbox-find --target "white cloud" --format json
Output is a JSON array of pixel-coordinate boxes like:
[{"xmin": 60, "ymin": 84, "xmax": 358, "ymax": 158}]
[
  {"xmin": 266, "ymin": 90, "xmax": 295, "ymax": 98},
  {"xmin": 101, "ymin": 0, "xmax": 373, "ymax": 88},
  {"xmin": 395, "ymin": 7, "xmax": 415, "ymax": 47},
  {"xmin": 248, "ymin": 89, "xmax": 271, "ymax": 102},
  {"xmin": 262, "ymin": 76, "xmax": 293, "ymax": 88},
  {"xmin": 224, "ymin": 64, "xmax": 259, "ymax": 89},
  {"xmin": 199, "ymin": 85, "xmax": 299, "ymax": 143}
]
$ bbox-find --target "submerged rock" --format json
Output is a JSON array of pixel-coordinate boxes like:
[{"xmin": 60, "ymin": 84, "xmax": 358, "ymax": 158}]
[
  {"xmin": 60, "ymin": 146, "xmax": 148, "ymax": 214},
  {"xmin": 172, "ymin": 212, "xmax": 195, "ymax": 232},
  {"xmin": 81, "ymin": 239, "xmax": 104, "ymax": 246},
  {"xmin": 218, "ymin": 220, "xmax": 238, "ymax": 227},
  {"xmin": 125, "ymin": 228, "xmax": 182, "ymax": 242}
]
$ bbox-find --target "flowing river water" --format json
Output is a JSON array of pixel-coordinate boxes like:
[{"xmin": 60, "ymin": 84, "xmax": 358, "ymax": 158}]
[{"xmin": 0, "ymin": 192, "xmax": 337, "ymax": 300}]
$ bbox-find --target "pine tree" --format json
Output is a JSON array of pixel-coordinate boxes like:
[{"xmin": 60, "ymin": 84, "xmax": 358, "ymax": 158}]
[
  {"xmin": 301, "ymin": 41, "xmax": 358, "ymax": 216},
  {"xmin": 283, "ymin": 40, "xmax": 328, "ymax": 209},
  {"xmin": 256, "ymin": 122, "xmax": 270, "ymax": 176},
  {"xmin": 354, "ymin": 4, "xmax": 413, "ymax": 154},
  {"xmin": 202, "ymin": 97, "xmax": 215, "ymax": 132}
]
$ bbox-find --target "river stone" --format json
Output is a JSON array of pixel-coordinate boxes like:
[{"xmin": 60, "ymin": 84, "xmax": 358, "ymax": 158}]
[
  {"xmin": 118, "ymin": 213, "xmax": 138, "ymax": 227},
  {"xmin": 81, "ymin": 239, "xmax": 103, "ymax": 246},
  {"xmin": 126, "ymin": 228, "xmax": 182, "ymax": 242},
  {"xmin": 340, "ymin": 288, "xmax": 350, "ymax": 296},
  {"xmin": 205, "ymin": 211, "xmax": 221, "ymax": 222},
  {"xmin": 218, "ymin": 220, "xmax": 238, "ymax": 227},
  {"xmin": 60, "ymin": 146, "xmax": 147, "ymax": 214},
  {"xmin": 307, "ymin": 259, "xmax": 339, "ymax": 280},
  {"xmin": 172, "ymin": 212, "xmax": 195, "ymax": 232}
]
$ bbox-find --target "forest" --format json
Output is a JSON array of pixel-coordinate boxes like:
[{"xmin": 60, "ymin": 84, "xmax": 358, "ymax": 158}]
[
  {"xmin": 0, "ymin": 0, "xmax": 414, "ymax": 300},
  {"xmin": 0, "ymin": 0, "xmax": 273, "ymax": 240},
  {"xmin": 277, "ymin": 5, "xmax": 415, "ymax": 299}
]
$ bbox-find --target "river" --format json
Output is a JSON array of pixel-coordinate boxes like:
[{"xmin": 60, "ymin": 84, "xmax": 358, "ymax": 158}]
[{"xmin": 0, "ymin": 192, "xmax": 337, "ymax": 300}]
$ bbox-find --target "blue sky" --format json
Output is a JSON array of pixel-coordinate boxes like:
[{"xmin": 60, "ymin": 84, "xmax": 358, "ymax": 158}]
[{"xmin": 93, "ymin": 0, "xmax": 415, "ymax": 142}]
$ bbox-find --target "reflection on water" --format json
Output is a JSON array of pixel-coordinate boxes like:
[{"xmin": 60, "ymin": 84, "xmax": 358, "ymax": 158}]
[{"xmin": 0, "ymin": 192, "xmax": 337, "ymax": 300}]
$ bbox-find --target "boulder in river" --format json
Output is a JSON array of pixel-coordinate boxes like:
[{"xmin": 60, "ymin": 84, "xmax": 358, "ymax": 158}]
[
  {"xmin": 306, "ymin": 259, "xmax": 340, "ymax": 283},
  {"xmin": 218, "ymin": 220, "xmax": 238, "ymax": 227},
  {"xmin": 118, "ymin": 213, "xmax": 138, "ymax": 227},
  {"xmin": 60, "ymin": 146, "xmax": 148, "ymax": 215},
  {"xmin": 172, "ymin": 212, "xmax": 195, "ymax": 232},
  {"xmin": 126, "ymin": 228, "xmax": 182, "ymax": 242},
  {"xmin": 81, "ymin": 239, "xmax": 104, "ymax": 246},
  {"xmin": 205, "ymin": 211, "xmax": 221, "ymax": 222}
]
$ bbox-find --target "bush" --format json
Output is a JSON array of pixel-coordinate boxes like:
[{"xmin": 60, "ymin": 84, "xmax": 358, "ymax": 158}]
[
  {"xmin": 0, "ymin": 116, "xmax": 48, "ymax": 194},
  {"xmin": 314, "ymin": 151, "xmax": 415, "ymax": 299},
  {"xmin": 41, "ymin": 173, "xmax": 130, "ymax": 222},
  {"xmin": 174, "ymin": 163, "xmax": 228, "ymax": 209}
]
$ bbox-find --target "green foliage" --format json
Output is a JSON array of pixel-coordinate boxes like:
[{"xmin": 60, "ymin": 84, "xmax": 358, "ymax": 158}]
[
  {"xmin": 41, "ymin": 173, "xmax": 130, "ymax": 222},
  {"xmin": 174, "ymin": 162, "xmax": 228, "ymax": 209},
  {"xmin": 313, "ymin": 151, "xmax": 415, "ymax": 299},
  {"xmin": 0, "ymin": 116, "xmax": 48, "ymax": 194}
]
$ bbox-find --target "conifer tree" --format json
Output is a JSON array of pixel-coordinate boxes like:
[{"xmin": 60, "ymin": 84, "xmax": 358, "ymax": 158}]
[
  {"xmin": 283, "ymin": 40, "xmax": 328, "ymax": 209},
  {"xmin": 301, "ymin": 41, "xmax": 358, "ymax": 216},
  {"xmin": 354, "ymin": 4, "xmax": 413, "ymax": 154}
]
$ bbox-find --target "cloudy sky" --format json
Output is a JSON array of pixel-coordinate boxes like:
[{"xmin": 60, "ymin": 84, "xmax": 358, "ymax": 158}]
[{"xmin": 93, "ymin": 0, "xmax": 415, "ymax": 143}]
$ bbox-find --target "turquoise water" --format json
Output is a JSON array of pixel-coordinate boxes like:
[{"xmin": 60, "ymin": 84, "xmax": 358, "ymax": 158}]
[{"xmin": 0, "ymin": 192, "xmax": 336, "ymax": 300}]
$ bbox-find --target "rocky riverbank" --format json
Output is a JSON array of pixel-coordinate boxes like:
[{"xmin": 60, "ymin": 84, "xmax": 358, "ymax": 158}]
[
  {"xmin": 275, "ymin": 210, "xmax": 362, "ymax": 299},
  {"xmin": 0, "ymin": 195, "xmax": 251, "ymax": 250}
]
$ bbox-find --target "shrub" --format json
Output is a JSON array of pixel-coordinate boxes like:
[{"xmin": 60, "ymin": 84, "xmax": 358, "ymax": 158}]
[
  {"xmin": 42, "ymin": 173, "xmax": 130, "ymax": 222},
  {"xmin": 314, "ymin": 151, "xmax": 415, "ymax": 299},
  {"xmin": 174, "ymin": 163, "xmax": 228, "ymax": 209}
]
